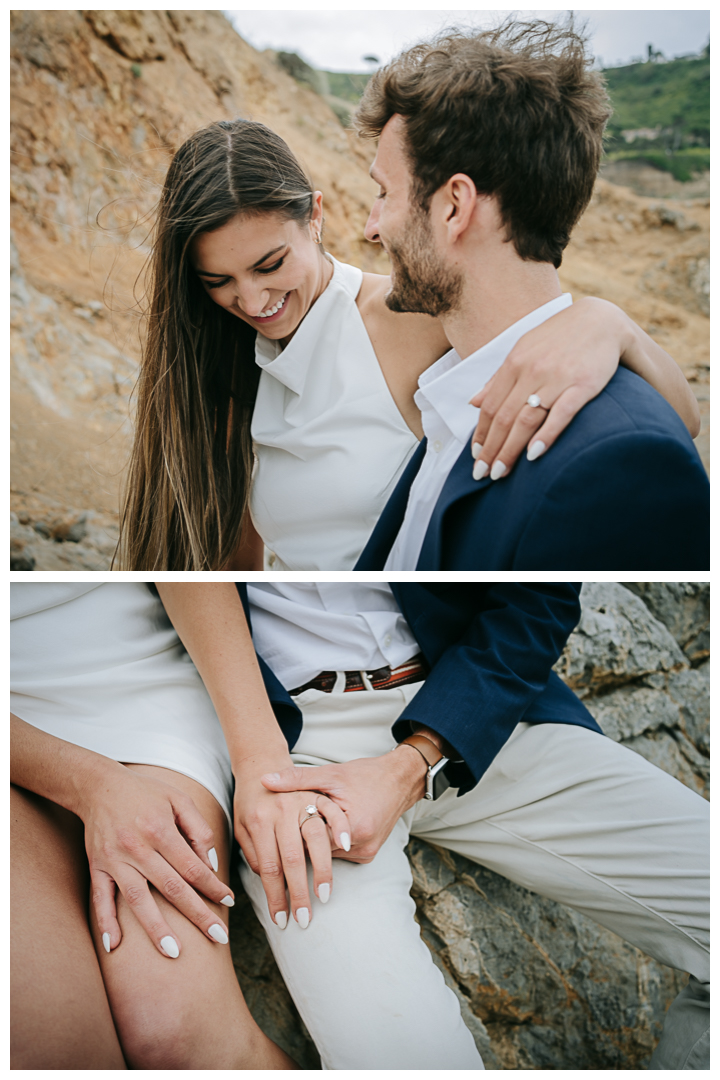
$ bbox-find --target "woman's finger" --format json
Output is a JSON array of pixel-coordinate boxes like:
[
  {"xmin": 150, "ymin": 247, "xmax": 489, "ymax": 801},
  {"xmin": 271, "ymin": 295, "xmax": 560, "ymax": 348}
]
[
  {"xmin": 234, "ymin": 820, "xmax": 260, "ymax": 876},
  {"xmin": 472, "ymin": 386, "xmax": 553, "ymax": 479},
  {"xmin": 482, "ymin": 402, "xmax": 551, "ymax": 478},
  {"xmin": 153, "ymin": 823, "xmax": 235, "ymax": 909},
  {"xmin": 90, "ymin": 867, "xmax": 121, "ymax": 953},
  {"xmin": 170, "ymin": 790, "xmax": 220, "ymax": 874},
  {"xmin": 113, "ymin": 864, "xmax": 184, "ymax": 958},
  {"xmin": 275, "ymin": 809, "xmax": 314, "ymax": 929},
  {"xmin": 468, "ymin": 366, "xmax": 520, "ymax": 451},
  {"xmin": 314, "ymin": 792, "xmax": 351, "ymax": 854},
  {"xmin": 138, "ymin": 851, "xmax": 232, "ymax": 947},
  {"xmin": 521, "ymin": 385, "xmax": 595, "ymax": 462},
  {"xmin": 248, "ymin": 829, "xmax": 291, "ymax": 930},
  {"xmin": 299, "ymin": 813, "xmax": 334, "ymax": 905}
]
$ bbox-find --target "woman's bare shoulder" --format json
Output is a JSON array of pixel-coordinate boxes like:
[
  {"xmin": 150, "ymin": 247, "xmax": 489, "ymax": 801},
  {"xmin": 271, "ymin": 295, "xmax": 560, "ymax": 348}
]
[{"xmin": 357, "ymin": 272, "xmax": 449, "ymax": 354}]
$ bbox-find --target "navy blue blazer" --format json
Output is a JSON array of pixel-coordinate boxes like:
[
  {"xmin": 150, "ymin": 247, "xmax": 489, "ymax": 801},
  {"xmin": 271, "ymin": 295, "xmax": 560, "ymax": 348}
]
[
  {"xmin": 355, "ymin": 368, "xmax": 709, "ymax": 570},
  {"xmin": 236, "ymin": 583, "xmax": 601, "ymax": 795}
]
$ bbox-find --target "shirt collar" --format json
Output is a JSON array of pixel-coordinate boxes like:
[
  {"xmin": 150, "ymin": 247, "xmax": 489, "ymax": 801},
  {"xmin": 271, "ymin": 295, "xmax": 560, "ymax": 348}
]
[{"xmin": 415, "ymin": 293, "xmax": 573, "ymax": 443}]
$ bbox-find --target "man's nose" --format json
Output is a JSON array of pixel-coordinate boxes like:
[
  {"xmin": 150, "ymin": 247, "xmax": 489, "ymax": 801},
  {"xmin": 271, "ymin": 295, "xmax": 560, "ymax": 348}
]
[{"xmin": 364, "ymin": 199, "xmax": 381, "ymax": 243}]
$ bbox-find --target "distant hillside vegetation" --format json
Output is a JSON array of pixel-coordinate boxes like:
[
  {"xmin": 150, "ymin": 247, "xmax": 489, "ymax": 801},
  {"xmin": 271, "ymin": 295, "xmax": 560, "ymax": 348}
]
[{"xmin": 603, "ymin": 46, "xmax": 710, "ymax": 149}]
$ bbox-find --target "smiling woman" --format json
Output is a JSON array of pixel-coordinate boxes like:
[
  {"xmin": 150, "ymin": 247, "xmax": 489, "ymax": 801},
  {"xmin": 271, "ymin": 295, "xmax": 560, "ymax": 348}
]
[
  {"xmin": 191, "ymin": 203, "xmax": 332, "ymax": 339},
  {"xmin": 117, "ymin": 120, "xmax": 330, "ymax": 570}
]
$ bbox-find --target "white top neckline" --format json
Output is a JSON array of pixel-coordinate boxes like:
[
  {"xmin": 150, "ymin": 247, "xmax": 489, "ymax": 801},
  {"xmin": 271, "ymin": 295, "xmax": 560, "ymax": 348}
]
[{"xmin": 249, "ymin": 256, "xmax": 420, "ymax": 570}]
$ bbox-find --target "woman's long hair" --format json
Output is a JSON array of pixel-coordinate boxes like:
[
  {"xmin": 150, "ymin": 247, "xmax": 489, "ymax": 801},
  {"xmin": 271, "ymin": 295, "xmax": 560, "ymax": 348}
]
[{"xmin": 115, "ymin": 120, "xmax": 315, "ymax": 569}]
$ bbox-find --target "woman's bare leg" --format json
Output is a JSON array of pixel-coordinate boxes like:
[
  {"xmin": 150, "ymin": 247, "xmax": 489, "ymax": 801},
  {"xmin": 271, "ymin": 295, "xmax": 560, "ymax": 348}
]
[
  {"xmin": 95, "ymin": 764, "xmax": 296, "ymax": 1070},
  {"xmin": 11, "ymin": 784, "xmax": 126, "ymax": 1069}
]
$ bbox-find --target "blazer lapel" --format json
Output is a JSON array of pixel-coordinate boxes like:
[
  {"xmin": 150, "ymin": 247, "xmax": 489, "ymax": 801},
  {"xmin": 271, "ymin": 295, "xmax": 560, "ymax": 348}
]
[
  {"xmin": 416, "ymin": 437, "xmax": 493, "ymax": 568},
  {"xmin": 354, "ymin": 438, "xmax": 427, "ymax": 569}
]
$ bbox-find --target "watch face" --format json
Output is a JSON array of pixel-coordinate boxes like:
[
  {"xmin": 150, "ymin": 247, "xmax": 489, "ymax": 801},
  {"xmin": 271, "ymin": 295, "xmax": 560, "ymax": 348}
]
[{"xmin": 432, "ymin": 768, "xmax": 451, "ymax": 800}]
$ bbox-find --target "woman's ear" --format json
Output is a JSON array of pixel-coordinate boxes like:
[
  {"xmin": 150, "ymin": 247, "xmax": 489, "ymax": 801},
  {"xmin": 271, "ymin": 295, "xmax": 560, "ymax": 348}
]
[{"xmin": 310, "ymin": 190, "xmax": 324, "ymax": 229}]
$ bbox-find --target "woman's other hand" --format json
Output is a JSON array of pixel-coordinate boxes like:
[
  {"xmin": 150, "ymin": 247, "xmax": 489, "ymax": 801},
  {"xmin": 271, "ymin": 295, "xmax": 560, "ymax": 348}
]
[
  {"xmin": 233, "ymin": 764, "xmax": 351, "ymax": 930},
  {"xmin": 79, "ymin": 765, "xmax": 235, "ymax": 958},
  {"xmin": 11, "ymin": 715, "xmax": 234, "ymax": 959},
  {"xmin": 467, "ymin": 295, "xmax": 700, "ymax": 480}
]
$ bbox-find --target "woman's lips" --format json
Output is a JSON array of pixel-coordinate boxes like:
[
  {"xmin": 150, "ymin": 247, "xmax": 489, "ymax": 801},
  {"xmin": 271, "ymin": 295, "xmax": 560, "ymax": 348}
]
[{"xmin": 253, "ymin": 293, "xmax": 288, "ymax": 323}]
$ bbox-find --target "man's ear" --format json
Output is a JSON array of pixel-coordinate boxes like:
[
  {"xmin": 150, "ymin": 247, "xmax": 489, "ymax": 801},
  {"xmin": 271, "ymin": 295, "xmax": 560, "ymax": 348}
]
[{"xmin": 441, "ymin": 173, "xmax": 478, "ymax": 242}]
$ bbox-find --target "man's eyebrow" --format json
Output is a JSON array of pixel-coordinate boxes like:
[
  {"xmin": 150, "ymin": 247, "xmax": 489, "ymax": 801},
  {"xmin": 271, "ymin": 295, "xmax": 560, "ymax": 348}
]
[{"xmin": 195, "ymin": 245, "xmax": 286, "ymax": 277}]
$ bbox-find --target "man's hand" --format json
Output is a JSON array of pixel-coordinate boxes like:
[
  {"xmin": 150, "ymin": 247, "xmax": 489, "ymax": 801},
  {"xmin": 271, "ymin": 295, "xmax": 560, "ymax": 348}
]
[{"xmin": 261, "ymin": 746, "xmax": 428, "ymax": 863}]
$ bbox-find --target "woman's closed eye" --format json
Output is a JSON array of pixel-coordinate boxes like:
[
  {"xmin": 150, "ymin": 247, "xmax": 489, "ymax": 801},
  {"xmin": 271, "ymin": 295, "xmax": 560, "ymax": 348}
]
[
  {"xmin": 204, "ymin": 276, "xmax": 231, "ymax": 290},
  {"xmin": 255, "ymin": 257, "xmax": 285, "ymax": 275}
]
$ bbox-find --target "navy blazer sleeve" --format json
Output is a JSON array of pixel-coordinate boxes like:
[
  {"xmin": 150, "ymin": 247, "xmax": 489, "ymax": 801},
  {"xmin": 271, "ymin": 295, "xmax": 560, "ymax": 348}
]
[
  {"xmin": 511, "ymin": 431, "xmax": 709, "ymax": 570},
  {"xmin": 391, "ymin": 584, "xmax": 584, "ymax": 794}
]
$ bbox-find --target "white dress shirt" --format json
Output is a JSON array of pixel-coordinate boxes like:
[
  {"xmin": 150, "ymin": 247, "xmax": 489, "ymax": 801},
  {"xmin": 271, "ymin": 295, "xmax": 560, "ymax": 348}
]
[
  {"xmin": 246, "ymin": 583, "xmax": 419, "ymax": 690},
  {"xmin": 384, "ymin": 294, "xmax": 573, "ymax": 570}
]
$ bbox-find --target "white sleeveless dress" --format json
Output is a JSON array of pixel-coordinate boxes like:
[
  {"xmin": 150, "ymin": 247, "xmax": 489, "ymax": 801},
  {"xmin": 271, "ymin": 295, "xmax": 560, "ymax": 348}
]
[
  {"xmin": 250, "ymin": 257, "xmax": 420, "ymax": 570},
  {"xmin": 10, "ymin": 583, "xmax": 233, "ymax": 824}
]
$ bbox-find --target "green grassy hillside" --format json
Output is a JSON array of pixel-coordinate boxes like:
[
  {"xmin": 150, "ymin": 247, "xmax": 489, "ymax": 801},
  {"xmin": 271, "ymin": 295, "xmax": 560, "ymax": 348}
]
[{"xmin": 603, "ymin": 46, "xmax": 710, "ymax": 148}]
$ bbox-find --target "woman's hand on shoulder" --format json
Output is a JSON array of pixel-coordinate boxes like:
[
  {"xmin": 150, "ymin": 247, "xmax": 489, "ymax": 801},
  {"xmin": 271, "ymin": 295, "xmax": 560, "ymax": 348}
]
[
  {"xmin": 467, "ymin": 296, "xmax": 700, "ymax": 481},
  {"xmin": 468, "ymin": 296, "xmax": 630, "ymax": 480},
  {"xmin": 80, "ymin": 764, "xmax": 235, "ymax": 958},
  {"xmin": 233, "ymin": 758, "xmax": 351, "ymax": 930}
]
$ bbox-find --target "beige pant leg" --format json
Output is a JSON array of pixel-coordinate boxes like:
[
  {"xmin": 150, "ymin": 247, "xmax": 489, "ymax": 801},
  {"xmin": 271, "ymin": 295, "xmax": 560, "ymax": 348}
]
[
  {"xmin": 412, "ymin": 722, "xmax": 708, "ymax": 980},
  {"xmin": 239, "ymin": 685, "xmax": 483, "ymax": 1070}
]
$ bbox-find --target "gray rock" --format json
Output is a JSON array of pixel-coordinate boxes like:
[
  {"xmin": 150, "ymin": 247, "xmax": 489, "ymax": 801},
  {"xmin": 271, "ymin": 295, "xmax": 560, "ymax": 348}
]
[
  {"xmin": 624, "ymin": 583, "xmax": 709, "ymax": 662},
  {"xmin": 408, "ymin": 840, "xmax": 686, "ymax": 1070},
  {"xmin": 554, "ymin": 583, "xmax": 687, "ymax": 696},
  {"xmin": 667, "ymin": 663, "xmax": 709, "ymax": 756},
  {"xmin": 585, "ymin": 683, "xmax": 681, "ymax": 743},
  {"xmin": 621, "ymin": 730, "xmax": 708, "ymax": 800}
]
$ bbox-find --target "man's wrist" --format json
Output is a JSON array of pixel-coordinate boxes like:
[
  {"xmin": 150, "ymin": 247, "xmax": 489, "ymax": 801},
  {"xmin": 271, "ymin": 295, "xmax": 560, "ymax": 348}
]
[{"xmin": 392, "ymin": 743, "xmax": 431, "ymax": 808}]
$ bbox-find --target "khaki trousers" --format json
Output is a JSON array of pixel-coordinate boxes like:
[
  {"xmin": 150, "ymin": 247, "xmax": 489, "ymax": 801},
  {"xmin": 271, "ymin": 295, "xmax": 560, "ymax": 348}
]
[{"xmin": 240, "ymin": 683, "xmax": 709, "ymax": 1070}]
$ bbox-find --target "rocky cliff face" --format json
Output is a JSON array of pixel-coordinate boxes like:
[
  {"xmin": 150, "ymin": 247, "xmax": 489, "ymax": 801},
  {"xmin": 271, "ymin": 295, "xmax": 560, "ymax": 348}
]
[
  {"xmin": 228, "ymin": 582, "xmax": 709, "ymax": 1069},
  {"xmin": 11, "ymin": 11, "xmax": 709, "ymax": 568}
]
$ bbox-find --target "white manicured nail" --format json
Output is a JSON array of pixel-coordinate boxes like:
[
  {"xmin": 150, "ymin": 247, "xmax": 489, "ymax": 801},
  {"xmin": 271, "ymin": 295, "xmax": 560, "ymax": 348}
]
[
  {"xmin": 220, "ymin": 895, "xmax": 234, "ymax": 907},
  {"xmin": 340, "ymin": 832, "xmax": 351, "ymax": 852},
  {"xmin": 527, "ymin": 440, "xmax": 546, "ymax": 461},
  {"xmin": 473, "ymin": 459, "xmax": 489, "ymax": 481},
  {"xmin": 160, "ymin": 935, "xmax": 179, "ymax": 958},
  {"xmin": 208, "ymin": 847, "xmax": 219, "ymax": 872},
  {"xmin": 318, "ymin": 882, "xmax": 330, "ymax": 904},
  {"xmin": 102, "ymin": 932, "xmax": 111, "ymax": 954},
  {"xmin": 490, "ymin": 460, "xmax": 507, "ymax": 480},
  {"xmin": 296, "ymin": 907, "xmax": 310, "ymax": 929},
  {"xmin": 471, "ymin": 441, "xmax": 483, "ymax": 460},
  {"xmin": 274, "ymin": 910, "xmax": 288, "ymax": 929},
  {"xmin": 208, "ymin": 923, "xmax": 229, "ymax": 945}
]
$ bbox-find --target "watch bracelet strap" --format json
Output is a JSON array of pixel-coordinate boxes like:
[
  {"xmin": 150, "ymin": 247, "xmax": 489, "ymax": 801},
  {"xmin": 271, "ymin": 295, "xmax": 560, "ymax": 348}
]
[{"xmin": 401, "ymin": 732, "xmax": 445, "ymax": 768}]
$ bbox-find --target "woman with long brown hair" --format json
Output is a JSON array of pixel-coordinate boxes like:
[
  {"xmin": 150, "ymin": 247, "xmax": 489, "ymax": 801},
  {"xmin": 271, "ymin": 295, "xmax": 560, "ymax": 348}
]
[{"xmin": 117, "ymin": 118, "xmax": 699, "ymax": 570}]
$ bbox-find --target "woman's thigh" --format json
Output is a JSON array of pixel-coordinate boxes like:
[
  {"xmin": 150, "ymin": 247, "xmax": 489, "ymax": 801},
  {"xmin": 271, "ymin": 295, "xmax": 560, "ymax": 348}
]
[
  {"xmin": 10, "ymin": 784, "xmax": 126, "ymax": 1070},
  {"xmin": 240, "ymin": 813, "xmax": 484, "ymax": 1070},
  {"xmin": 96, "ymin": 764, "xmax": 289, "ymax": 1070}
]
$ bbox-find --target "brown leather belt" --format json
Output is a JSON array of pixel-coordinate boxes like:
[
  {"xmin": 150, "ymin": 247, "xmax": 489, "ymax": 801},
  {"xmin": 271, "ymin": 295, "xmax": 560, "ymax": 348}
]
[{"xmin": 289, "ymin": 655, "xmax": 427, "ymax": 696}]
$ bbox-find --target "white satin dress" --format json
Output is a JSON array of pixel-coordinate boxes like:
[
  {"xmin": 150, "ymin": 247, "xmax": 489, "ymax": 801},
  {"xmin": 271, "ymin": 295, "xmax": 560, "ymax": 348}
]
[
  {"xmin": 10, "ymin": 583, "xmax": 234, "ymax": 824},
  {"xmin": 250, "ymin": 257, "xmax": 420, "ymax": 570}
]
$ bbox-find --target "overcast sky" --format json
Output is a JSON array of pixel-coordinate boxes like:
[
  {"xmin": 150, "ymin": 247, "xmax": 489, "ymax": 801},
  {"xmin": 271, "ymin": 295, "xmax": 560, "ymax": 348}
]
[{"xmin": 226, "ymin": 8, "xmax": 710, "ymax": 72}]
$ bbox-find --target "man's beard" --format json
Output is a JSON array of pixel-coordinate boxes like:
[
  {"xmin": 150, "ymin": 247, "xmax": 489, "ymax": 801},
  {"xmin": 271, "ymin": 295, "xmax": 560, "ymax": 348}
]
[{"xmin": 384, "ymin": 211, "xmax": 463, "ymax": 317}]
